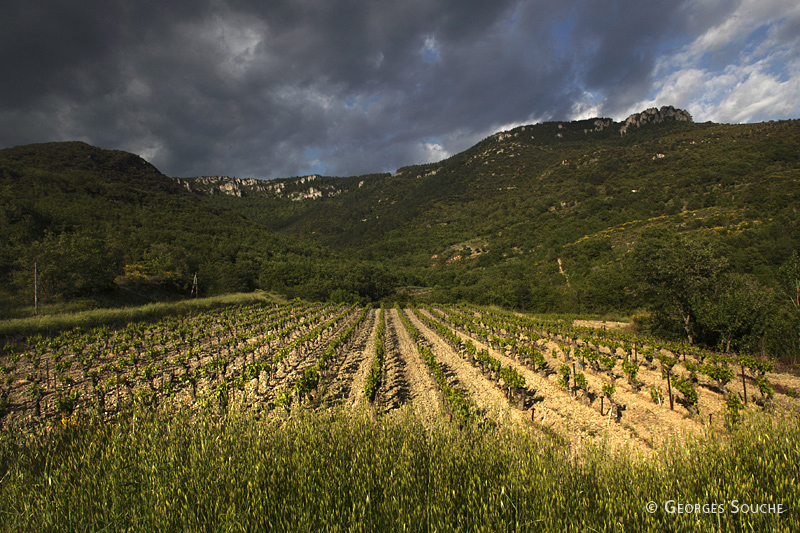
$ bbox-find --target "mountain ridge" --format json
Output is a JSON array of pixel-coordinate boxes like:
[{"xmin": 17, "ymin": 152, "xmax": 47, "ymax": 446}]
[
  {"xmin": 1, "ymin": 108, "xmax": 798, "ymax": 360},
  {"xmin": 175, "ymin": 105, "xmax": 694, "ymax": 199}
]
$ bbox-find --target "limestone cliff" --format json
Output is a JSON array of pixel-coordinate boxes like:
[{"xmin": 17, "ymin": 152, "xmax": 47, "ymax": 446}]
[
  {"xmin": 176, "ymin": 174, "xmax": 347, "ymax": 200},
  {"xmin": 619, "ymin": 106, "xmax": 693, "ymax": 135}
]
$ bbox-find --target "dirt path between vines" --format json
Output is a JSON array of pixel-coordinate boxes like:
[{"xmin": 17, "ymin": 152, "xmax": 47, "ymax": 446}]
[
  {"xmin": 318, "ymin": 308, "xmax": 378, "ymax": 411},
  {"xmin": 376, "ymin": 310, "xmax": 407, "ymax": 413},
  {"xmin": 573, "ymin": 319, "xmax": 630, "ymax": 331},
  {"xmin": 535, "ymin": 337, "xmax": 703, "ymax": 450},
  {"xmin": 404, "ymin": 309, "xmax": 530, "ymax": 430},
  {"xmin": 528, "ymin": 316, "xmax": 800, "ymax": 432},
  {"xmin": 534, "ymin": 334, "xmax": 800, "ymax": 446},
  {"xmin": 383, "ymin": 308, "xmax": 446, "ymax": 422},
  {"xmin": 421, "ymin": 308, "xmax": 652, "ymax": 453}
]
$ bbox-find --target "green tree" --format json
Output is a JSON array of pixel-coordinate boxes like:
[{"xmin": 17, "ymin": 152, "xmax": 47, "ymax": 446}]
[
  {"xmin": 696, "ymin": 273, "xmax": 772, "ymax": 353},
  {"xmin": 777, "ymin": 252, "xmax": 800, "ymax": 362},
  {"xmin": 629, "ymin": 229, "xmax": 726, "ymax": 344},
  {"xmin": 13, "ymin": 231, "xmax": 117, "ymax": 302},
  {"xmin": 778, "ymin": 252, "xmax": 800, "ymax": 324}
]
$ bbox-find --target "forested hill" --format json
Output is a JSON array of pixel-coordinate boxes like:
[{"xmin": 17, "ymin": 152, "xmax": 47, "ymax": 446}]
[
  {"xmin": 1, "ymin": 107, "xmax": 799, "ymax": 360},
  {"xmin": 185, "ymin": 107, "xmax": 799, "ymax": 270},
  {"xmin": 0, "ymin": 141, "xmax": 184, "ymax": 195}
]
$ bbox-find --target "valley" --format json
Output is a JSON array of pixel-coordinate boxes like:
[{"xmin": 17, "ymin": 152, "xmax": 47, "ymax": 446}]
[{"xmin": 1, "ymin": 107, "xmax": 799, "ymax": 531}]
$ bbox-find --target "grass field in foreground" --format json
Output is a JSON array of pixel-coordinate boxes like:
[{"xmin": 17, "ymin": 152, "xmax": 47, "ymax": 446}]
[{"xmin": 0, "ymin": 406, "xmax": 797, "ymax": 532}]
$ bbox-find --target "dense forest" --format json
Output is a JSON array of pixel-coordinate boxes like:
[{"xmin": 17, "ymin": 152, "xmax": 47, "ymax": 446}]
[{"xmin": 1, "ymin": 109, "xmax": 799, "ymax": 362}]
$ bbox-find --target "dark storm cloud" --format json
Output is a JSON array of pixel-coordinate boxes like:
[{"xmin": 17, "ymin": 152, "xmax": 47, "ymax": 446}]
[
  {"xmin": 1, "ymin": 1, "xmax": 793, "ymax": 178},
  {"xmin": 571, "ymin": 1, "xmax": 686, "ymax": 110}
]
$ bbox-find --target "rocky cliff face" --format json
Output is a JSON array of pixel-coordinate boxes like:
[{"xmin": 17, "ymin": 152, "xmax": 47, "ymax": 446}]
[
  {"xmin": 177, "ymin": 175, "xmax": 281, "ymax": 197},
  {"xmin": 176, "ymin": 174, "xmax": 345, "ymax": 200},
  {"xmin": 178, "ymin": 105, "xmax": 694, "ymax": 198},
  {"xmin": 619, "ymin": 106, "xmax": 692, "ymax": 135}
]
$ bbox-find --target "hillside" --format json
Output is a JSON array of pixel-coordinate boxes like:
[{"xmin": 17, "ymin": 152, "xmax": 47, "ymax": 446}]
[
  {"xmin": 0, "ymin": 142, "xmax": 349, "ymax": 315},
  {"xmin": 193, "ymin": 107, "xmax": 800, "ymax": 306},
  {"xmin": 0, "ymin": 141, "xmax": 185, "ymax": 195},
  {"xmin": 191, "ymin": 107, "xmax": 798, "ymax": 265},
  {"xmin": 1, "ymin": 107, "xmax": 799, "ymax": 360}
]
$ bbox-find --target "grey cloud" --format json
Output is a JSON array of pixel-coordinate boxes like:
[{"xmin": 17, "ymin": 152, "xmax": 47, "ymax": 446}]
[{"xmin": 0, "ymin": 1, "xmax": 790, "ymax": 179}]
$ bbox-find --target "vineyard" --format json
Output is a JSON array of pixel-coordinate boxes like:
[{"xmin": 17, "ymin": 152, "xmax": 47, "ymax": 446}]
[
  {"xmin": 2, "ymin": 299, "xmax": 799, "ymax": 450},
  {"xmin": 2, "ymin": 299, "xmax": 799, "ymax": 531}
]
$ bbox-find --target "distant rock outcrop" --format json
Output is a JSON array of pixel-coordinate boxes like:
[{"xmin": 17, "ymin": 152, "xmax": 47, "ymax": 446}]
[
  {"xmin": 177, "ymin": 175, "xmax": 285, "ymax": 197},
  {"xmin": 619, "ymin": 106, "xmax": 693, "ymax": 135},
  {"xmin": 176, "ymin": 174, "xmax": 346, "ymax": 200}
]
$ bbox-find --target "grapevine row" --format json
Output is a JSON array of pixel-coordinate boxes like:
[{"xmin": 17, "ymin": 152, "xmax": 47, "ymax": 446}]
[
  {"xmin": 394, "ymin": 304, "xmax": 476, "ymax": 422},
  {"xmin": 410, "ymin": 306, "xmax": 530, "ymax": 410},
  {"xmin": 364, "ymin": 306, "xmax": 385, "ymax": 402}
]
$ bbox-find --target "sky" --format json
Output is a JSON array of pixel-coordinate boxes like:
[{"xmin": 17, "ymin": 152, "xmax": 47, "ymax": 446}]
[{"xmin": 1, "ymin": 0, "xmax": 799, "ymax": 179}]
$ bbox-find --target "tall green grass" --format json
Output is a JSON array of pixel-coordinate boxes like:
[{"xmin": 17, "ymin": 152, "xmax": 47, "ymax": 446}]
[
  {"xmin": 0, "ymin": 291, "xmax": 281, "ymax": 337},
  {"xmin": 0, "ymin": 406, "xmax": 797, "ymax": 532}
]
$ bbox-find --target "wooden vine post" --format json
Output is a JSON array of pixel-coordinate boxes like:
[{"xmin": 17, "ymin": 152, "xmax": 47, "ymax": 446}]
[
  {"xmin": 667, "ymin": 369, "xmax": 674, "ymax": 410},
  {"xmin": 572, "ymin": 362, "xmax": 576, "ymax": 389},
  {"xmin": 34, "ymin": 261, "xmax": 39, "ymax": 316},
  {"xmin": 741, "ymin": 365, "xmax": 747, "ymax": 405}
]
